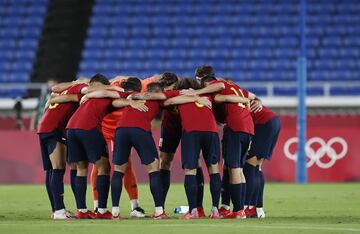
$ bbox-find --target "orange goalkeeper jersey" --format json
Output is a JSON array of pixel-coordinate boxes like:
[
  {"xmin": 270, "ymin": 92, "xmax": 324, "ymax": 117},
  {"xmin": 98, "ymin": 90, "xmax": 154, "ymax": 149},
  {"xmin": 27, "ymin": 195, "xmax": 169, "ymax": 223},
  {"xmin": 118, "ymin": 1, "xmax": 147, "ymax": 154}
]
[{"xmin": 101, "ymin": 76, "xmax": 160, "ymax": 141}]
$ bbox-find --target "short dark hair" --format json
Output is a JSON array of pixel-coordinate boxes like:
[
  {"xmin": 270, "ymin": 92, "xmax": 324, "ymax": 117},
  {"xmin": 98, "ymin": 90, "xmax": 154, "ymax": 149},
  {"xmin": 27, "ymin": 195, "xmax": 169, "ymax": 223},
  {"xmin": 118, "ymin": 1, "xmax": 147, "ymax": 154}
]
[
  {"xmin": 175, "ymin": 78, "xmax": 201, "ymax": 90},
  {"xmin": 159, "ymin": 72, "xmax": 178, "ymax": 87},
  {"xmin": 90, "ymin": 73, "xmax": 110, "ymax": 85},
  {"xmin": 147, "ymin": 82, "xmax": 163, "ymax": 92},
  {"xmin": 47, "ymin": 77, "xmax": 59, "ymax": 83},
  {"xmin": 200, "ymin": 75, "xmax": 217, "ymax": 87},
  {"xmin": 195, "ymin": 65, "xmax": 215, "ymax": 78},
  {"xmin": 122, "ymin": 77, "xmax": 141, "ymax": 92}
]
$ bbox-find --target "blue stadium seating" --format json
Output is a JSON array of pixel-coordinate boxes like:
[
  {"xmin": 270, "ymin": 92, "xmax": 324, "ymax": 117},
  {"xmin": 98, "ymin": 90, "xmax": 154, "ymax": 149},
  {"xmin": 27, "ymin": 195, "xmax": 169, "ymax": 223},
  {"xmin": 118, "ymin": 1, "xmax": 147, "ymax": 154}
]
[
  {"xmin": 330, "ymin": 86, "xmax": 360, "ymax": 96},
  {"xmin": 274, "ymin": 87, "xmax": 324, "ymax": 96},
  {"xmin": 2, "ymin": 0, "xmax": 360, "ymax": 98},
  {"xmin": 78, "ymin": 0, "xmax": 360, "ymax": 97},
  {"xmin": 0, "ymin": 0, "xmax": 48, "ymax": 97}
]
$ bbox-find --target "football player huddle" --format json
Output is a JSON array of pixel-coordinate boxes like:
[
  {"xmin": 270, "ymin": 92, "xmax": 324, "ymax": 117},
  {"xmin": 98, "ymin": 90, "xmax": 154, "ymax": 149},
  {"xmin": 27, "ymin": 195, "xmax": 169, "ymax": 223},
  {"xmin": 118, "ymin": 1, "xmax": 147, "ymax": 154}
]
[{"xmin": 37, "ymin": 65, "xmax": 281, "ymax": 220}]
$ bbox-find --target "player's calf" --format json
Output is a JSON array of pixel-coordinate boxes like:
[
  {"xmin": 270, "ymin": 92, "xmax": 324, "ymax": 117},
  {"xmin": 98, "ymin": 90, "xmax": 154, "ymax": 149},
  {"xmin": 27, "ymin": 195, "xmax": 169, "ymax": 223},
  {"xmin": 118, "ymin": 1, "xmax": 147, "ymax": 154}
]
[
  {"xmin": 182, "ymin": 169, "xmax": 199, "ymax": 218},
  {"xmin": 49, "ymin": 142, "xmax": 67, "ymax": 215},
  {"xmin": 228, "ymin": 167, "xmax": 246, "ymax": 214},
  {"xmin": 256, "ymin": 166, "xmax": 266, "ymax": 218},
  {"xmin": 69, "ymin": 163, "xmax": 77, "ymax": 206},
  {"xmin": 159, "ymin": 152, "xmax": 174, "ymax": 206},
  {"xmin": 220, "ymin": 166, "xmax": 231, "ymax": 213},
  {"xmin": 74, "ymin": 161, "xmax": 92, "ymax": 218},
  {"xmin": 196, "ymin": 166, "xmax": 205, "ymax": 217},
  {"xmin": 243, "ymin": 159, "xmax": 258, "ymax": 213},
  {"xmin": 146, "ymin": 159, "xmax": 167, "ymax": 219},
  {"xmin": 208, "ymin": 164, "xmax": 221, "ymax": 217},
  {"xmin": 111, "ymin": 164, "xmax": 127, "ymax": 219},
  {"xmin": 95, "ymin": 156, "xmax": 111, "ymax": 218}
]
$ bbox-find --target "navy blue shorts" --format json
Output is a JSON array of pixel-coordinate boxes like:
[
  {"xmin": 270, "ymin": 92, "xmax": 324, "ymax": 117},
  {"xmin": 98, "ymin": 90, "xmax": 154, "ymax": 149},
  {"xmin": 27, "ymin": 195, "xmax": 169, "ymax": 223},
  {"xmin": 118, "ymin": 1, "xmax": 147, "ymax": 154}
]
[
  {"xmin": 159, "ymin": 125, "xmax": 181, "ymax": 154},
  {"xmin": 222, "ymin": 128, "xmax": 252, "ymax": 168},
  {"xmin": 248, "ymin": 117, "xmax": 281, "ymax": 160},
  {"xmin": 39, "ymin": 129, "xmax": 66, "ymax": 171},
  {"xmin": 113, "ymin": 127, "xmax": 158, "ymax": 166},
  {"xmin": 181, "ymin": 131, "xmax": 220, "ymax": 169},
  {"xmin": 67, "ymin": 128, "xmax": 108, "ymax": 163}
]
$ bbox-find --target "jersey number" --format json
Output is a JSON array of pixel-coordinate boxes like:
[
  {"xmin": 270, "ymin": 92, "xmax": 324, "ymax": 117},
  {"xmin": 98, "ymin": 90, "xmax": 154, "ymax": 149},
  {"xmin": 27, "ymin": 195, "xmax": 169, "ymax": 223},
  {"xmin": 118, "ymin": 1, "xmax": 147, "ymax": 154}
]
[
  {"xmin": 230, "ymin": 87, "xmax": 245, "ymax": 108},
  {"xmin": 48, "ymin": 90, "xmax": 68, "ymax": 109},
  {"xmin": 195, "ymin": 102, "xmax": 204, "ymax": 108}
]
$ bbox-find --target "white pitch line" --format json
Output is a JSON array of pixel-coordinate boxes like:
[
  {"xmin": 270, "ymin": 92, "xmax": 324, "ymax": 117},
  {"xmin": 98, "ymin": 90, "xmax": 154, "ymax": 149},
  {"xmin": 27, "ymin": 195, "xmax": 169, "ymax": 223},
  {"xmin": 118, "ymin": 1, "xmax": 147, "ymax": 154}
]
[
  {"xmin": 1, "ymin": 222, "xmax": 359, "ymax": 233},
  {"xmin": 145, "ymin": 223, "xmax": 360, "ymax": 233}
]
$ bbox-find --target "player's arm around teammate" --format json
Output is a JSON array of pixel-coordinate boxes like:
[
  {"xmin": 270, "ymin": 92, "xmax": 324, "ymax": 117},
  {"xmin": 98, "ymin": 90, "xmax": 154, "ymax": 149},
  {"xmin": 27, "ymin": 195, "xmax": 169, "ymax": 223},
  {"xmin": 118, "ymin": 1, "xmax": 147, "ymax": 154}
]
[
  {"xmin": 66, "ymin": 74, "xmax": 123, "ymax": 219},
  {"xmin": 129, "ymin": 73, "xmax": 200, "ymax": 210},
  {"xmin": 164, "ymin": 79, "xmax": 222, "ymax": 219},
  {"xmin": 110, "ymin": 81, "xmax": 169, "ymax": 219},
  {"xmin": 38, "ymin": 81, "xmax": 88, "ymax": 219},
  {"xmin": 129, "ymin": 76, "xmax": 211, "ymax": 216},
  {"xmin": 91, "ymin": 76, "xmax": 157, "ymax": 217},
  {"xmin": 199, "ymin": 75, "xmax": 255, "ymax": 219}
]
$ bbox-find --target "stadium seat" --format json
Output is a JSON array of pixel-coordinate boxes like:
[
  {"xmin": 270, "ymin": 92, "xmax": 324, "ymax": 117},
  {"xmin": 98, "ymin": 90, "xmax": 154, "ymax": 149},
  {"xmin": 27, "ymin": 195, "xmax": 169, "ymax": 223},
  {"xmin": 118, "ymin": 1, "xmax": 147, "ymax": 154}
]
[
  {"xmin": 0, "ymin": 0, "xmax": 48, "ymax": 97},
  {"xmin": 330, "ymin": 86, "xmax": 360, "ymax": 96},
  {"xmin": 274, "ymin": 87, "xmax": 324, "ymax": 96},
  {"xmin": 76, "ymin": 0, "xmax": 360, "ymax": 97}
]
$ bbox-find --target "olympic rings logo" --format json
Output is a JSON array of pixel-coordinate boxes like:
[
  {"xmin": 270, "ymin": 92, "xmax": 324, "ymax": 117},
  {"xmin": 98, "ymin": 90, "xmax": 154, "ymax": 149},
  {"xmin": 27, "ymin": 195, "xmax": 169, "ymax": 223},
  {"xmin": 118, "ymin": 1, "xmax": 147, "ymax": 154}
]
[{"xmin": 283, "ymin": 137, "xmax": 348, "ymax": 169}]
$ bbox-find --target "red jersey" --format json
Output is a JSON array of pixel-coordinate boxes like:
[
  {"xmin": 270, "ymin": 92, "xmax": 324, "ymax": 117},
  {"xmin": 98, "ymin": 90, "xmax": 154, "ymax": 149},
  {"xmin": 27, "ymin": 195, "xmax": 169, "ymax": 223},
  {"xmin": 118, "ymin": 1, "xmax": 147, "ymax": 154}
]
[
  {"xmin": 242, "ymin": 90, "xmax": 276, "ymax": 125},
  {"xmin": 251, "ymin": 106, "xmax": 276, "ymax": 124},
  {"xmin": 67, "ymin": 90, "xmax": 128, "ymax": 131},
  {"xmin": 37, "ymin": 84, "xmax": 87, "ymax": 134},
  {"xmin": 164, "ymin": 90, "xmax": 218, "ymax": 133},
  {"xmin": 210, "ymin": 80, "xmax": 254, "ymax": 135},
  {"xmin": 101, "ymin": 81, "xmax": 125, "ymax": 140},
  {"xmin": 116, "ymin": 94, "xmax": 161, "ymax": 131}
]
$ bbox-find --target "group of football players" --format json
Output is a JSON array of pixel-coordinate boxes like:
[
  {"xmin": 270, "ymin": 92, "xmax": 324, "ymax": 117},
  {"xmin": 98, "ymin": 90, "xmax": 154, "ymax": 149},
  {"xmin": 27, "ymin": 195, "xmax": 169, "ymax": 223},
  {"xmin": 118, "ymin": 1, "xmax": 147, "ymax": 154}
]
[{"xmin": 37, "ymin": 65, "xmax": 281, "ymax": 220}]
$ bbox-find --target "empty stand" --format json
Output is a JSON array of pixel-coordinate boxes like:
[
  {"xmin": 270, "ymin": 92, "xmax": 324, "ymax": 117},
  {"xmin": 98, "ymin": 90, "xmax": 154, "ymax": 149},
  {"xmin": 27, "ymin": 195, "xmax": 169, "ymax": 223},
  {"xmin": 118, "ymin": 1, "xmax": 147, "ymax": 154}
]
[
  {"xmin": 1, "ymin": 0, "xmax": 360, "ymax": 98},
  {"xmin": 79, "ymin": 0, "xmax": 360, "ymax": 95},
  {"xmin": 0, "ymin": 0, "xmax": 48, "ymax": 97}
]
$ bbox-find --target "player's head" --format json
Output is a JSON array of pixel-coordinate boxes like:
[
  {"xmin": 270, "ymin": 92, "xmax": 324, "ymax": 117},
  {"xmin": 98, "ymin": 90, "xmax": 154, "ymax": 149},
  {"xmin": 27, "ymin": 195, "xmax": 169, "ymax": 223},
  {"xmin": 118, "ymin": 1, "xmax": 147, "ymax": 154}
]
[
  {"xmin": 89, "ymin": 73, "xmax": 110, "ymax": 86},
  {"xmin": 200, "ymin": 75, "xmax": 217, "ymax": 88},
  {"xmin": 45, "ymin": 77, "xmax": 59, "ymax": 92},
  {"xmin": 175, "ymin": 78, "xmax": 201, "ymax": 90},
  {"xmin": 121, "ymin": 77, "xmax": 142, "ymax": 92},
  {"xmin": 159, "ymin": 72, "xmax": 178, "ymax": 90},
  {"xmin": 147, "ymin": 82, "xmax": 164, "ymax": 93},
  {"xmin": 195, "ymin": 65, "xmax": 215, "ymax": 81},
  {"xmin": 46, "ymin": 77, "xmax": 59, "ymax": 88}
]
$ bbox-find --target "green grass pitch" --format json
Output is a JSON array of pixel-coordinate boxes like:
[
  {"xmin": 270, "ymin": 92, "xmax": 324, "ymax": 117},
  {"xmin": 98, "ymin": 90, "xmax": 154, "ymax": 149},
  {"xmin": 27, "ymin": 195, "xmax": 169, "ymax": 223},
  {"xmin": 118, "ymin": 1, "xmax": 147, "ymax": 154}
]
[{"xmin": 0, "ymin": 183, "xmax": 359, "ymax": 234}]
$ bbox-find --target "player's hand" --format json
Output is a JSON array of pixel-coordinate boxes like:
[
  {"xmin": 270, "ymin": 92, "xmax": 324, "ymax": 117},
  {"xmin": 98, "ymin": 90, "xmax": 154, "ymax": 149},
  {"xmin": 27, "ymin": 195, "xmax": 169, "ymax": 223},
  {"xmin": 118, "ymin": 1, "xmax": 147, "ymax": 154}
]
[
  {"xmin": 130, "ymin": 100, "xmax": 149, "ymax": 112},
  {"xmin": 197, "ymin": 96, "xmax": 212, "ymax": 109},
  {"xmin": 50, "ymin": 92, "xmax": 59, "ymax": 98},
  {"xmin": 250, "ymin": 99, "xmax": 263, "ymax": 113},
  {"xmin": 80, "ymin": 95, "xmax": 89, "ymax": 105},
  {"xmin": 48, "ymin": 96, "xmax": 58, "ymax": 105},
  {"xmin": 243, "ymin": 98, "xmax": 251, "ymax": 110},
  {"xmin": 180, "ymin": 88, "xmax": 196, "ymax": 96},
  {"xmin": 129, "ymin": 93, "xmax": 143, "ymax": 100}
]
